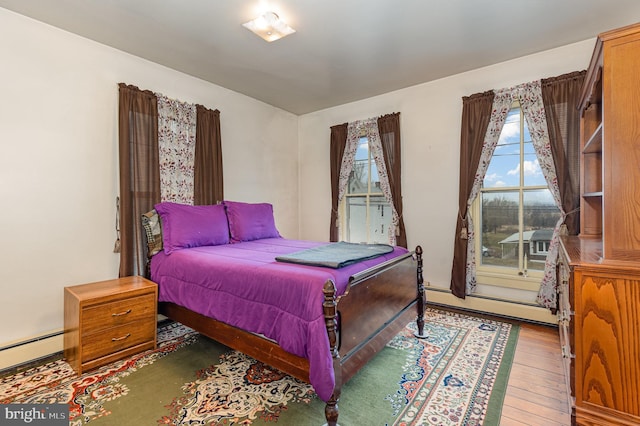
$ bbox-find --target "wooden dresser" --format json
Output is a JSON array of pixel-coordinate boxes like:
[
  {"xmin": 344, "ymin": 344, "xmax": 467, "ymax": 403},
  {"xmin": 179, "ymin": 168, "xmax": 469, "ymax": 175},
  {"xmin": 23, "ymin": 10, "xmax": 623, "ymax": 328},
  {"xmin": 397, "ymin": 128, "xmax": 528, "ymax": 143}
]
[
  {"xmin": 64, "ymin": 276, "xmax": 157, "ymax": 375},
  {"xmin": 558, "ymin": 22, "xmax": 640, "ymax": 426}
]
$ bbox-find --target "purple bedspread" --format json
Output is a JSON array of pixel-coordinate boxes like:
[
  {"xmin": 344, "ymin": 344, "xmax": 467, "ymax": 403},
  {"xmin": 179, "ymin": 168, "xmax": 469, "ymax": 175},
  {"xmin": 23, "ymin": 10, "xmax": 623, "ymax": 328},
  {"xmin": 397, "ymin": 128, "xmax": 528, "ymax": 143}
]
[{"xmin": 151, "ymin": 237, "xmax": 409, "ymax": 402}]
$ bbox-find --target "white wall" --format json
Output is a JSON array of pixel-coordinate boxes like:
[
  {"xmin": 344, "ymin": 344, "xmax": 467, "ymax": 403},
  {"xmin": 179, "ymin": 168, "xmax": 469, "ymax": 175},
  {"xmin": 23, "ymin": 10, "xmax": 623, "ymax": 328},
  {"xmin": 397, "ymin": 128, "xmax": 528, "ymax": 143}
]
[
  {"xmin": 0, "ymin": 8, "xmax": 299, "ymax": 348},
  {"xmin": 298, "ymin": 39, "xmax": 595, "ymax": 293}
]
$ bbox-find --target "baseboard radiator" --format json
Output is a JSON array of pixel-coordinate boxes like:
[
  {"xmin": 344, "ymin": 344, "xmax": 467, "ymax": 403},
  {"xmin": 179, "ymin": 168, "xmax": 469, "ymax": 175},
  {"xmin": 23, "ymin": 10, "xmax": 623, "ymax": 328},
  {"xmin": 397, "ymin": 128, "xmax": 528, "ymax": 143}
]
[{"xmin": 0, "ymin": 330, "xmax": 64, "ymax": 373}]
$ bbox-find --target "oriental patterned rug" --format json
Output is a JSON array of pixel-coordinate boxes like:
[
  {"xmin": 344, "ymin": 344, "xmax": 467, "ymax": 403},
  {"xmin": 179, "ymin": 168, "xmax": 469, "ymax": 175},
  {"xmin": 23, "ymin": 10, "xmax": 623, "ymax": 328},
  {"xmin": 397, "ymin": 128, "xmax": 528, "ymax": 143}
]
[{"xmin": 0, "ymin": 308, "xmax": 518, "ymax": 425}]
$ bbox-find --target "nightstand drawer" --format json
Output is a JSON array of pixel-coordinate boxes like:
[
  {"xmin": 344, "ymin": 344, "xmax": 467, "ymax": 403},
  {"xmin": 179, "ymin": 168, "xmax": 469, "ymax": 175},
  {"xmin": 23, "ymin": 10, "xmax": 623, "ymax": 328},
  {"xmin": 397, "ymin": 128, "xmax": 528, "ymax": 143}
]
[
  {"xmin": 82, "ymin": 293, "xmax": 156, "ymax": 335},
  {"xmin": 82, "ymin": 319, "xmax": 156, "ymax": 362},
  {"xmin": 64, "ymin": 276, "xmax": 158, "ymax": 375}
]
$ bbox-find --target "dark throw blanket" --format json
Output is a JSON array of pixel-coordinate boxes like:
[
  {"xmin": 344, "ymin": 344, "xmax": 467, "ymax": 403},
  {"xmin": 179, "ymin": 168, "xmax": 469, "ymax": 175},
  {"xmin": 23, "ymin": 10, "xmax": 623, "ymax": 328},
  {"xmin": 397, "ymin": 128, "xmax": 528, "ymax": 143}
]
[{"xmin": 275, "ymin": 241, "xmax": 394, "ymax": 268}]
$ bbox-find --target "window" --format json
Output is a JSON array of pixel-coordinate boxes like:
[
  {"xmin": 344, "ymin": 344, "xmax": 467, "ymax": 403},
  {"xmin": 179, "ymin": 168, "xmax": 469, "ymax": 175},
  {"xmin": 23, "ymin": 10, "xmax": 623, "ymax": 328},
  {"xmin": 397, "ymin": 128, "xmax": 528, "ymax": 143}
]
[
  {"xmin": 476, "ymin": 103, "xmax": 561, "ymax": 275},
  {"xmin": 341, "ymin": 136, "xmax": 392, "ymax": 243}
]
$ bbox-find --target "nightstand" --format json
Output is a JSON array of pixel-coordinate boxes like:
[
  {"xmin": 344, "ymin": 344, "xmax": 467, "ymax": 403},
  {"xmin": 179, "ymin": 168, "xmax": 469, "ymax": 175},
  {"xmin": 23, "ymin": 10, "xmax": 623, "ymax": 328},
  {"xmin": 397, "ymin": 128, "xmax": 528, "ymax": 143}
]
[{"xmin": 63, "ymin": 276, "xmax": 157, "ymax": 375}]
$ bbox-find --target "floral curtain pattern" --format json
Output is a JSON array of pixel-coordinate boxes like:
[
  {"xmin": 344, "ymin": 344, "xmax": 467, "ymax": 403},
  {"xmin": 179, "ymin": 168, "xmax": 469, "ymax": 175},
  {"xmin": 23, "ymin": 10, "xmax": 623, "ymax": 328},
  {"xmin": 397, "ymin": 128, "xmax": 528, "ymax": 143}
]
[
  {"xmin": 515, "ymin": 82, "xmax": 563, "ymax": 310},
  {"xmin": 337, "ymin": 118, "xmax": 398, "ymax": 245},
  {"xmin": 463, "ymin": 88, "xmax": 513, "ymax": 294},
  {"xmin": 156, "ymin": 94, "xmax": 197, "ymax": 205}
]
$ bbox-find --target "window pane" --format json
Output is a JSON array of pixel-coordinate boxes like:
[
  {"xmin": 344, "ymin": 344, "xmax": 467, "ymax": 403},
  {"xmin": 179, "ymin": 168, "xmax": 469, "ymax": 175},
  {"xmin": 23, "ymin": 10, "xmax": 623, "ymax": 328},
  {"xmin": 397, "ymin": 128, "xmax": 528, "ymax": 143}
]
[
  {"xmin": 522, "ymin": 153, "xmax": 546, "ymax": 186},
  {"xmin": 484, "ymin": 108, "xmax": 521, "ymax": 188},
  {"xmin": 354, "ymin": 137, "xmax": 368, "ymax": 160},
  {"xmin": 348, "ymin": 159, "xmax": 368, "ymax": 194},
  {"xmin": 523, "ymin": 189, "xmax": 561, "ymax": 271},
  {"xmin": 343, "ymin": 136, "xmax": 392, "ymax": 244},
  {"xmin": 480, "ymin": 191, "xmax": 519, "ymax": 269},
  {"xmin": 370, "ymin": 160, "xmax": 383, "ymax": 193},
  {"xmin": 348, "ymin": 138, "xmax": 370, "ymax": 194},
  {"xmin": 346, "ymin": 196, "xmax": 367, "ymax": 243},
  {"xmin": 369, "ymin": 196, "xmax": 392, "ymax": 243}
]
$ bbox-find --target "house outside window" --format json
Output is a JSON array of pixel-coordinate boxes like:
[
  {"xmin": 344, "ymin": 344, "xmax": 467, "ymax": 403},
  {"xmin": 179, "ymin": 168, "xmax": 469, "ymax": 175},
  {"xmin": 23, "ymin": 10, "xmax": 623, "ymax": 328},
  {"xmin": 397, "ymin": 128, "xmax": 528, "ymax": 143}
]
[
  {"xmin": 474, "ymin": 103, "xmax": 561, "ymax": 277},
  {"xmin": 341, "ymin": 136, "xmax": 392, "ymax": 243}
]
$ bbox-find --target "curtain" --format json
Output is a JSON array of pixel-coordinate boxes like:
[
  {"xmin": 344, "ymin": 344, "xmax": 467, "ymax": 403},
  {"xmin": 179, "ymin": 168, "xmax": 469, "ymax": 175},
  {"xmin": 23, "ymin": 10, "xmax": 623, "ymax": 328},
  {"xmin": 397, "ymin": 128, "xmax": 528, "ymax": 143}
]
[
  {"xmin": 117, "ymin": 83, "xmax": 160, "ymax": 277},
  {"xmin": 515, "ymin": 81, "xmax": 564, "ymax": 310},
  {"xmin": 378, "ymin": 113, "xmax": 407, "ymax": 248},
  {"xmin": 337, "ymin": 118, "xmax": 399, "ymax": 245},
  {"xmin": 118, "ymin": 84, "xmax": 223, "ymax": 277},
  {"xmin": 195, "ymin": 105, "xmax": 223, "ymax": 205},
  {"xmin": 329, "ymin": 123, "xmax": 348, "ymax": 242},
  {"xmin": 156, "ymin": 94, "xmax": 197, "ymax": 204},
  {"xmin": 450, "ymin": 91, "xmax": 495, "ymax": 298},
  {"xmin": 540, "ymin": 71, "xmax": 586, "ymax": 235},
  {"xmin": 452, "ymin": 74, "xmax": 584, "ymax": 305},
  {"xmin": 536, "ymin": 70, "xmax": 586, "ymax": 308}
]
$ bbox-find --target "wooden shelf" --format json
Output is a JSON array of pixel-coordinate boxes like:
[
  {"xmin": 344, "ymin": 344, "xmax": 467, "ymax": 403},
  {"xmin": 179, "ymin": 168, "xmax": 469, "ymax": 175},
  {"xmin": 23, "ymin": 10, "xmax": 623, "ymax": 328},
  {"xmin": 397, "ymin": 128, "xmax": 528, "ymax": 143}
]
[
  {"xmin": 582, "ymin": 192, "xmax": 603, "ymax": 198},
  {"xmin": 582, "ymin": 123, "xmax": 602, "ymax": 154}
]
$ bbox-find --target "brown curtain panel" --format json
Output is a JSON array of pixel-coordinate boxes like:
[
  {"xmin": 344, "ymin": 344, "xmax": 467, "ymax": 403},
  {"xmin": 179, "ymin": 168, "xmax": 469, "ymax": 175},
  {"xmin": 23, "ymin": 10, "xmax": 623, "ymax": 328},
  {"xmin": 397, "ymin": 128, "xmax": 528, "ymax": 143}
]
[
  {"xmin": 378, "ymin": 112, "xmax": 407, "ymax": 248},
  {"xmin": 541, "ymin": 70, "xmax": 586, "ymax": 235},
  {"xmin": 117, "ymin": 83, "xmax": 160, "ymax": 277},
  {"xmin": 194, "ymin": 105, "xmax": 224, "ymax": 205},
  {"xmin": 329, "ymin": 123, "xmax": 348, "ymax": 242},
  {"xmin": 450, "ymin": 91, "xmax": 495, "ymax": 299}
]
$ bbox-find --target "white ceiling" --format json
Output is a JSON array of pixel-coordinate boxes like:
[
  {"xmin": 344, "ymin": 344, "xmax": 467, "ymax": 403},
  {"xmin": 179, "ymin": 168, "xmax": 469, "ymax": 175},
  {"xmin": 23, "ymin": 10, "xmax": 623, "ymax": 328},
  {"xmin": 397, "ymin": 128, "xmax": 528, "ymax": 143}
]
[{"xmin": 2, "ymin": 1, "xmax": 640, "ymax": 114}]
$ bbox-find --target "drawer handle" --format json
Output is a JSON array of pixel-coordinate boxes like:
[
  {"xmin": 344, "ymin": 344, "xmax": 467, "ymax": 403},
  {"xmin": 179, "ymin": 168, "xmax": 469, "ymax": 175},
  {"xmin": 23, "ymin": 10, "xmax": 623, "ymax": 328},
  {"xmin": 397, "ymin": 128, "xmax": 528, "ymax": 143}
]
[
  {"xmin": 112, "ymin": 333, "xmax": 131, "ymax": 342},
  {"xmin": 112, "ymin": 309, "xmax": 132, "ymax": 317}
]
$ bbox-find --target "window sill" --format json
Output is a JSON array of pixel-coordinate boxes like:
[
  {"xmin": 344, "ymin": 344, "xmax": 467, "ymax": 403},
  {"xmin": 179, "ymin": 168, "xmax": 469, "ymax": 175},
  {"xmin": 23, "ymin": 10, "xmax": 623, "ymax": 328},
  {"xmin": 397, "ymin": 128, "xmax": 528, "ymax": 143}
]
[{"xmin": 475, "ymin": 269, "xmax": 542, "ymax": 292}]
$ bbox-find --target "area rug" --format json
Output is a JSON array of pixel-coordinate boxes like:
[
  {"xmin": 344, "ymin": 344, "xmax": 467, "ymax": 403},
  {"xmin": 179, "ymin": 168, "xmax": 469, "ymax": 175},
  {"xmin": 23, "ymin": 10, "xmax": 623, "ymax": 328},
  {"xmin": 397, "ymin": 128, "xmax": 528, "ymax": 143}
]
[{"xmin": 0, "ymin": 308, "xmax": 518, "ymax": 425}]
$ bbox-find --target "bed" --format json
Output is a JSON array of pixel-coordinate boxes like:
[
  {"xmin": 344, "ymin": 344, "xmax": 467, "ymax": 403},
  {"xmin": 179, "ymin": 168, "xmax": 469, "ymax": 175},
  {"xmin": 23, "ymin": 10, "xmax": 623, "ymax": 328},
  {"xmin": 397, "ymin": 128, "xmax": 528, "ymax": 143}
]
[{"xmin": 145, "ymin": 200, "xmax": 426, "ymax": 425}]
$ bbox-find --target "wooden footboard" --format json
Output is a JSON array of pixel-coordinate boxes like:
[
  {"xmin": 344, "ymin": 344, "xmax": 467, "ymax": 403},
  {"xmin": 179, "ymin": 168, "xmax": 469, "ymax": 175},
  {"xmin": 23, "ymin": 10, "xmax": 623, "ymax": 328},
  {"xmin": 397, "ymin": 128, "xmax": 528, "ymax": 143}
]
[
  {"xmin": 323, "ymin": 245, "xmax": 424, "ymax": 425},
  {"xmin": 157, "ymin": 245, "xmax": 425, "ymax": 426}
]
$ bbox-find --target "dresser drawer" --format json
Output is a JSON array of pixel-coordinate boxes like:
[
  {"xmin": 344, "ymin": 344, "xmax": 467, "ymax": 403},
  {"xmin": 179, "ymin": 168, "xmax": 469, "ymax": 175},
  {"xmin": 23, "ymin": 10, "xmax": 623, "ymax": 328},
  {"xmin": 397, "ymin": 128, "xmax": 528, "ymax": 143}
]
[
  {"xmin": 82, "ymin": 293, "xmax": 156, "ymax": 335},
  {"xmin": 81, "ymin": 319, "xmax": 156, "ymax": 362}
]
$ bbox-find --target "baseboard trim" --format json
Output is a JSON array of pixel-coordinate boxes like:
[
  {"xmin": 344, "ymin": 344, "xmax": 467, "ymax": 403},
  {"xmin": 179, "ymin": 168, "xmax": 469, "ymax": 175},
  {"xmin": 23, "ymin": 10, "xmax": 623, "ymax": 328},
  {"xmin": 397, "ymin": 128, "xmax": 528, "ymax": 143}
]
[
  {"xmin": 426, "ymin": 288, "xmax": 559, "ymax": 325},
  {"xmin": 0, "ymin": 331, "xmax": 64, "ymax": 372}
]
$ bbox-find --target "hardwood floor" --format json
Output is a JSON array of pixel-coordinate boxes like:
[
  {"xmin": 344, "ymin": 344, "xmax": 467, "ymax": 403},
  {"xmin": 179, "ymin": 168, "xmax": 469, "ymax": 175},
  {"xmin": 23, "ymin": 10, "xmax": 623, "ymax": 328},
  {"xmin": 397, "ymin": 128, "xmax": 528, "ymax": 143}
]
[{"xmin": 500, "ymin": 322, "xmax": 571, "ymax": 426}]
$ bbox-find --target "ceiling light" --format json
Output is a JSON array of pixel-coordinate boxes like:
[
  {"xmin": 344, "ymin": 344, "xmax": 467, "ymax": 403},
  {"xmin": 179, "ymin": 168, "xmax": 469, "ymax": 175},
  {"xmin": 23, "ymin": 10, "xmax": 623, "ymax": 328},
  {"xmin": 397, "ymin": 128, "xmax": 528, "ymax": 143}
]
[{"xmin": 242, "ymin": 11, "xmax": 295, "ymax": 42}]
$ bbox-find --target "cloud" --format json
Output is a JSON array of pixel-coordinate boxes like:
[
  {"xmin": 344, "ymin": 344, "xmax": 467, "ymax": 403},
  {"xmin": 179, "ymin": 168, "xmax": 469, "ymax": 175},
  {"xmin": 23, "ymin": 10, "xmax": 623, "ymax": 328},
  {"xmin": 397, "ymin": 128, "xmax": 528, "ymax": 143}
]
[
  {"xmin": 523, "ymin": 159, "xmax": 542, "ymax": 176},
  {"xmin": 484, "ymin": 172, "xmax": 499, "ymax": 182},
  {"xmin": 506, "ymin": 159, "xmax": 541, "ymax": 177}
]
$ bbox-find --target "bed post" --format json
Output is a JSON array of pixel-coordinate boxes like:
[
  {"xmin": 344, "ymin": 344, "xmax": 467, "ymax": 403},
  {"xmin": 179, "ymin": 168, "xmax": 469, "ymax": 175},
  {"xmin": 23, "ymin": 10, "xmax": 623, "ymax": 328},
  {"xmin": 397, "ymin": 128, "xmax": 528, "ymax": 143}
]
[
  {"xmin": 414, "ymin": 245, "xmax": 428, "ymax": 339},
  {"xmin": 323, "ymin": 280, "xmax": 341, "ymax": 426}
]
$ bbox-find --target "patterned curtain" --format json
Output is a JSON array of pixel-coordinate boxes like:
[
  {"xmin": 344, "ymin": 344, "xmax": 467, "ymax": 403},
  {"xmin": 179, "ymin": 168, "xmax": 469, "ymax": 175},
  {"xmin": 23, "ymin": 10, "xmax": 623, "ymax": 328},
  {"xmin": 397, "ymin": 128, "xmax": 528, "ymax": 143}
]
[
  {"xmin": 337, "ymin": 117, "xmax": 399, "ymax": 245},
  {"xmin": 515, "ymin": 82, "xmax": 564, "ymax": 309},
  {"xmin": 156, "ymin": 94, "xmax": 197, "ymax": 204}
]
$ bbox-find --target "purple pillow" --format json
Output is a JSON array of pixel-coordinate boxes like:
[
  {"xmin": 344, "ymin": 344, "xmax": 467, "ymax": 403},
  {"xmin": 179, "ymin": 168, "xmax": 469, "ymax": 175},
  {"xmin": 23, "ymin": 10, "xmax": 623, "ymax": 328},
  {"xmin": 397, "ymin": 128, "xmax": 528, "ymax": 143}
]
[
  {"xmin": 155, "ymin": 202, "xmax": 229, "ymax": 254},
  {"xmin": 223, "ymin": 200, "xmax": 281, "ymax": 242}
]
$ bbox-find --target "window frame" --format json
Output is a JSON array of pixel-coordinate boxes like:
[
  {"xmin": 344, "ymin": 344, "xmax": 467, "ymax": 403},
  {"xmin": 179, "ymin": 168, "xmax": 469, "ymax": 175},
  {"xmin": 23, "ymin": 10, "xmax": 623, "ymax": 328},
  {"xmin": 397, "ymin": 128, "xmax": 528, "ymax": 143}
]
[
  {"xmin": 472, "ymin": 101, "xmax": 557, "ymax": 290},
  {"xmin": 340, "ymin": 136, "xmax": 392, "ymax": 244}
]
